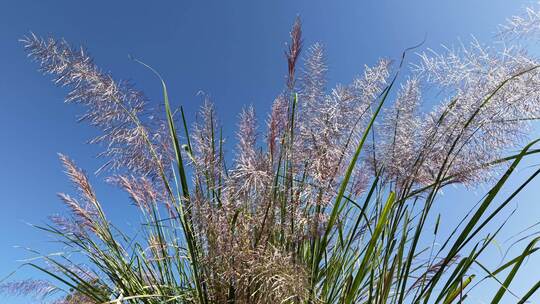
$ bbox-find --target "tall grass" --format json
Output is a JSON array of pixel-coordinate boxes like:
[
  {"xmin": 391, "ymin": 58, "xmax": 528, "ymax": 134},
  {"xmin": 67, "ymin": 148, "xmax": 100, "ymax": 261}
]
[{"xmin": 3, "ymin": 4, "xmax": 540, "ymax": 304}]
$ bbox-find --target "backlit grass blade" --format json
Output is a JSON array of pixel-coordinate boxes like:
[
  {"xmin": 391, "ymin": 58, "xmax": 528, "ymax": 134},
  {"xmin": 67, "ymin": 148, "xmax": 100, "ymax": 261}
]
[
  {"xmin": 491, "ymin": 237, "xmax": 540, "ymax": 304},
  {"xmin": 132, "ymin": 58, "xmax": 208, "ymax": 304}
]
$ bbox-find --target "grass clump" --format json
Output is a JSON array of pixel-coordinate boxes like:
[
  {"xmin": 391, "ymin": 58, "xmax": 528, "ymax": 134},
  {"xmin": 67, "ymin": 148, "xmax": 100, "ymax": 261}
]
[{"xmin": 3, "ymin": 4, "xmax": 540, "ymax": 304}]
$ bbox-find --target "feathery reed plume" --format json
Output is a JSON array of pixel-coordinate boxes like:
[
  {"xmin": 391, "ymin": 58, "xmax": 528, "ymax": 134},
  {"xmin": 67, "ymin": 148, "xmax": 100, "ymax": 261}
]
[
  {"xmin": 230, "ymin": 106, "xmax": 270, "ymax": 196},
  {"xmin": 191, "ymin": 96, "xmax": 226, "ymax": 202},
  {"xmin": 0, "ymin": 279, "xmax": 58, "ymax": 299},
  {"xmin": 297, "ymin": 55, "xmax": 390, "ymax": 204},
  {"xmin": 286, "ymin": 17, "xmax": 303, "ymax": 91},
  {"xmin": 299, "ymin": 43, "xmax": 327, "ymax": 107},
  {"xmin": 378, "ymin": 77, "xmax": 422, "ymax": 187},
  {"xmin": 107, "ymin": 175, "xmax": 160, "ymax": 212},
  {"xmin": 21, "ymin": 34, "xmax": 171, "ymax": 179},
  {"xmin": 266, "ymin": 94, "xmax": 288, "ymax": 161},
  {"xmin": 411, "ymin": 38, "xmax": 540, "ymax": 185},
  {"xmin": 59, "ymin": 153, "xmax": 98, "ymax": 205},
  {"xmin": 56, "ymin": 193, "xmax": 97, "ymax": 232},
  {"xmin": 48, "ymin": 214, "xmax": 86, "ymax": 236},
  {"xmin": 498, "ymin": 1, "xmax": 540, "ymax": 41},
  {"xmin": 56, "ymin": 153, "xmax": 103, "ymax": 232}
]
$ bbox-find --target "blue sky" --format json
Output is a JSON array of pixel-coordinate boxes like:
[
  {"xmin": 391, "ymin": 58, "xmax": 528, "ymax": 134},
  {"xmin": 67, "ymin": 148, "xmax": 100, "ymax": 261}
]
[{"xmin": 1, "ymin": 0, "xmax": 539, "ymax": 303}]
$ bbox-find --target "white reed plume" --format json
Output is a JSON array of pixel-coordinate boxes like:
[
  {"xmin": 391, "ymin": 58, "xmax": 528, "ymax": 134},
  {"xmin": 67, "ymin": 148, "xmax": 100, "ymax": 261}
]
[
  {"xmin": 411, "ymin": 38, "xmax": 540, "ymax": 185},
  {"xmin": 378, "ymin": 77, "xmax": 422, "ymax": 188},
  {"xmin": 21, "ymin": 34, "xmax": 172, "ymax": 179},
  {"xmin": 230, "ymin": 105, "xmax": 271, "ymax": 197}
]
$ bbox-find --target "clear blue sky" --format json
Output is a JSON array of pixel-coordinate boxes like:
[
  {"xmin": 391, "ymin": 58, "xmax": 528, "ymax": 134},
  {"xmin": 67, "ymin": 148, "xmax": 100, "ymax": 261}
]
[{"xmin": 1, "ymin": 1, "xmax": 539, "ymax": 303}]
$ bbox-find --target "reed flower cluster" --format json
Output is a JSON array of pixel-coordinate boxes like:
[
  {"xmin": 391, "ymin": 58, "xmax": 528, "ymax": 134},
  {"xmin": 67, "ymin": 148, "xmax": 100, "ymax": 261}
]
[{"xmin": 3, "ymin": 3, "xmax": 540, "ymax": 304}]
